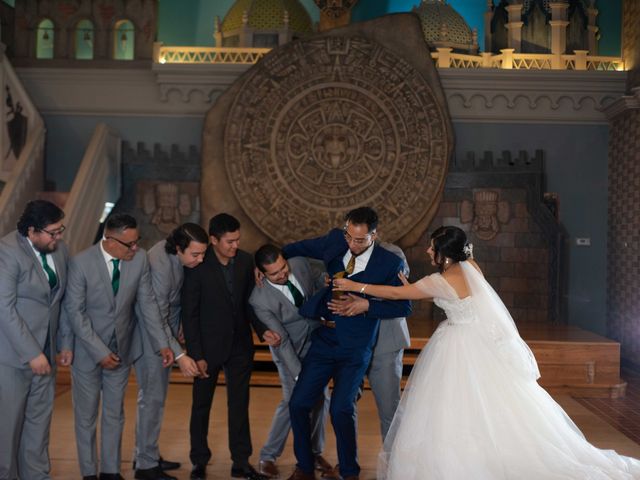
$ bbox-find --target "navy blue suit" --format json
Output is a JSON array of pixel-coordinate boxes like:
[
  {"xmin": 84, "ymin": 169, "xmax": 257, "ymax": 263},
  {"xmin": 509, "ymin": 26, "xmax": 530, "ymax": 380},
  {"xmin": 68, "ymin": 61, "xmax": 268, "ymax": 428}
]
[{"xmin": 283, "ymin": 229, "xmax": 411, "ymax": 477}]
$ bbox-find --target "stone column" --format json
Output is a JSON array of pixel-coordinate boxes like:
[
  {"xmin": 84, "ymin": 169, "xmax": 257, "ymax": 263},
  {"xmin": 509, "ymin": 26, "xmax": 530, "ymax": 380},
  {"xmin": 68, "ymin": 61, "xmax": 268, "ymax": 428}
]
[
  {"xmin": 549, "ymin": 1, "xmax": 569, "ymax": 55},
  {"xmin": 213, "ymin": 16, "xmax": 222, "ymax": 47},
  {"xmin": 587, "ymin": 1, "xmax": 599, "ymax": 55},
  {"xmin": 505, "ymin": 3, "xmax": 523, "ymax": 52}
]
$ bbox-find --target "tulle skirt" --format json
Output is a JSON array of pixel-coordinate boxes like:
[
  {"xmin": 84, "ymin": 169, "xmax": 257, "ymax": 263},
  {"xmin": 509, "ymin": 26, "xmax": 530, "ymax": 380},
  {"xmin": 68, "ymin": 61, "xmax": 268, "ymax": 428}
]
[{"xmin": 378, "ymin": 320, "xmax": 640, "ymax": 480}]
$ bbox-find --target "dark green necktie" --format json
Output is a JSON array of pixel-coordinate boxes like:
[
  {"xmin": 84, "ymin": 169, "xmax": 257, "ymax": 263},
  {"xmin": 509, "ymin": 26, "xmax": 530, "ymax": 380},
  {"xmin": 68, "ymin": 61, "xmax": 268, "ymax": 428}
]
[
  {"xmin": 40, "ymin": 252, "xmax": 57, "ymax": 289},
  {"xmin": 286, "ymin": 280, "xmax": 304, "ymax": 308},
  {"xmin": 111, "ymin": 259, "xmax": 120, "ymax": 295}
]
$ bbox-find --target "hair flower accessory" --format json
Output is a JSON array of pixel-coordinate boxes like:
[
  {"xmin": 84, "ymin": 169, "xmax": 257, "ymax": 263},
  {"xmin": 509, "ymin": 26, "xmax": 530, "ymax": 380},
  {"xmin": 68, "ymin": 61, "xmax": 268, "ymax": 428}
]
[{"xmin": 463, "ymin": 243, "xmax": 474, "ymax": 259}]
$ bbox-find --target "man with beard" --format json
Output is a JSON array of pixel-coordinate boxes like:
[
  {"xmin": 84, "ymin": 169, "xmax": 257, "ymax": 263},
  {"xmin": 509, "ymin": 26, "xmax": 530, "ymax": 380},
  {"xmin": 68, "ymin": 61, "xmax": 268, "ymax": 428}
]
[{"xmin": 0, "ymin": 200, "xmax": 71, "ymax": 480}]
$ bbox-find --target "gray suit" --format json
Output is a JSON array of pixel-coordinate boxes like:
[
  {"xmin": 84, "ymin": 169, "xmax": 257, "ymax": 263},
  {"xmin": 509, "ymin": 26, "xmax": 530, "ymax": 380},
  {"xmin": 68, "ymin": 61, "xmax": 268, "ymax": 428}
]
[
  {"xmin": 0, "ymin": 231, "xmax": 68, "ymax": 480},
  {"xmin": 249, "ymin": 257, "xmax": 329, "ymax": 462},
  {"xmin": 61, "ymin": 243, "xmax": 169, "ymax": 476},
  {"xmin": 133, "ymin": 240, "xmax": 183, "ymax": 470},
  {"xmin": 368, "ymin": 242, "xmax": 411, "ymax": 439}
]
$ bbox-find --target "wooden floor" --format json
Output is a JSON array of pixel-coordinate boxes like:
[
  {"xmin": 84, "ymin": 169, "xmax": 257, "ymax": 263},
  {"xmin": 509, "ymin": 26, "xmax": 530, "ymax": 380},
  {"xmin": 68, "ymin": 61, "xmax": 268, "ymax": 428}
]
[{"xmin": 49, "ymin": 383, "xmax": 640, "ymax": 479}]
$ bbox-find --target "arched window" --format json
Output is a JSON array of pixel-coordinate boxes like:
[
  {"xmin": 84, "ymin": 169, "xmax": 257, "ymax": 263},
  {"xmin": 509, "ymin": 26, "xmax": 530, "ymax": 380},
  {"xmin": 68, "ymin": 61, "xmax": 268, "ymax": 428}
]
[
  {"xmin": 36, "ymin": 19, "xmax": 54, "ymax": 59},
  {"xmin": 75, "ymin": 19, "xmax": 94, "ymax": 60},
  {"xmin": 113, "ymin": 19, "xmax": 135, "ymax": 60}
]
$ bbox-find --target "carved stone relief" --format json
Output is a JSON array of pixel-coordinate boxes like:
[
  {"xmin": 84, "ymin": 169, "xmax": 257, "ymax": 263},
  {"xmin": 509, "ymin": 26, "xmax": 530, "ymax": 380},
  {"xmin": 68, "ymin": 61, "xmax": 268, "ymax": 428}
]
[
  {"xmin": 460, "ymin": 190, "xmax": 510, "ymax": 241},
  {"xmin": 202, "ymin": 14, "xmax": 454, "ymax": 251}
]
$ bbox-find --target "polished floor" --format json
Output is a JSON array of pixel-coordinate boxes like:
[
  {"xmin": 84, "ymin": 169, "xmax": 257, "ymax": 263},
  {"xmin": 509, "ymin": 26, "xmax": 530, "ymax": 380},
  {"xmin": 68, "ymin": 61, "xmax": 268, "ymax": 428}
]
[{"xmin": 49, "ymin": 381, "xmax": 640, "ymax": 479}]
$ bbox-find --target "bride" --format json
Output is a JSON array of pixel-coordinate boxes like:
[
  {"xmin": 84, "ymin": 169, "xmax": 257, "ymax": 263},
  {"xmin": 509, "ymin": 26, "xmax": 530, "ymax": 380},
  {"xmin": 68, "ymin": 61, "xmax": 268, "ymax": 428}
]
[{"xmin": 333, "ymin": 226, "xmax": 640, "ymax": 479}]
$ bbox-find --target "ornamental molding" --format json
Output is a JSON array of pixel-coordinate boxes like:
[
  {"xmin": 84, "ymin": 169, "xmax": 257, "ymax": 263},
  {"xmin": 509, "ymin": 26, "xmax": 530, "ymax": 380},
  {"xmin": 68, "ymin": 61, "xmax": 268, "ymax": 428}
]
[
  {"xmin": 16, "ymin": 65, "xmax": 627, "ymax": 124},
  {"xmin": 601, "ymin": 86, "xmax": 640, "ymax": 120}
]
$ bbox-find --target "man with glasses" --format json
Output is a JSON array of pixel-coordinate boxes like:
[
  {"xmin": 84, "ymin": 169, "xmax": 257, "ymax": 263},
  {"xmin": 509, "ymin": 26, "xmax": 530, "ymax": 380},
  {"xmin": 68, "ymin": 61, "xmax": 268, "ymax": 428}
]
[
  {"xmin": 62, "ymin": 213, "xmax": 174, "ymax": 480},
  {"xmin": 282, "ymin": 207, "xmax": 411, "ymax": 480},
  {"xmin": 0, "ymin": 200, "xmax": 70, "ymax": 480}
]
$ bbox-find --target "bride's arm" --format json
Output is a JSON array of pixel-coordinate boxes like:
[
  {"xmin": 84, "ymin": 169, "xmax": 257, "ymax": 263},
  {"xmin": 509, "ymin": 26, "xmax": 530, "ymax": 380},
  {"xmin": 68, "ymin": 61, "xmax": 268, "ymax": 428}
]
[{"xmin": 333, "ymin": 276, "xmax": 431, "ymax": 301}]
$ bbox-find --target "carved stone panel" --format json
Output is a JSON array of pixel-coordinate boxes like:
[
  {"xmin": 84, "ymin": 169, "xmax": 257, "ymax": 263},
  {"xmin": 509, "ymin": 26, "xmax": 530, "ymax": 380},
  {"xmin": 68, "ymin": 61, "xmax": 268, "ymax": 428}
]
[{"xmin": 202, "ymin": 14, "xmax": 454, "ymax": 251}]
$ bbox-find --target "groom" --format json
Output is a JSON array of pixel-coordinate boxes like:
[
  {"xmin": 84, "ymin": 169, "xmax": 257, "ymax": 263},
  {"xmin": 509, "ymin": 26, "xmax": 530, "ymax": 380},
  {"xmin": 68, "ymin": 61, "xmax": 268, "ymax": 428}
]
[{"xmin": 283, "ymin": 207, "xmax": 411, "ymax": 480}]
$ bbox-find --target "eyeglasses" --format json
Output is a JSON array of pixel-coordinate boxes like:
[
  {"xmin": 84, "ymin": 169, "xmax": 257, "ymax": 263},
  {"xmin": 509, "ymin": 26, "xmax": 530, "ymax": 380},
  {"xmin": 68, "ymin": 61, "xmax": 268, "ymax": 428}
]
[
  {"xmin": 40, "ymin": 225, "xmax": 66, "ymax": 238},
  {"xmin": 106, "ymin": 235, "xmax": 141, "ymax": 250},
  {"xmin": 343, "ymin": 228, "xmax": 374, "ymax": 246}
]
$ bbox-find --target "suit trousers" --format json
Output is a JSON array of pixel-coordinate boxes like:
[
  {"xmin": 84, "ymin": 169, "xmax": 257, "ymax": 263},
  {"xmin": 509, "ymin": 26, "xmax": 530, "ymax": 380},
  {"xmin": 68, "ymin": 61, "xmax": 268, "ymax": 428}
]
[
  {"xmin": 71, "ymin": 363, "xmax": 131, "ymax": 476},
  {"xmin": 133, "ymin": 350, "xmax": 171, "ymax": 469},
  {"xmin": 260, "ymin": 357, "xmax": 330, "ymax": 462},
  {"xmin": 367, "ymin": 349, "xmax": 404, "ymax": 440},
  {"xmin": 289, "ymin": 327, "xmax": 372, "ymax": 478},
  {"xmin": 0, "ymin": 364, "xmax": 55, "ymax": 480},
  {"xmin": 189, "ymin": 341, "xmax": 253, "ymax": 468}
]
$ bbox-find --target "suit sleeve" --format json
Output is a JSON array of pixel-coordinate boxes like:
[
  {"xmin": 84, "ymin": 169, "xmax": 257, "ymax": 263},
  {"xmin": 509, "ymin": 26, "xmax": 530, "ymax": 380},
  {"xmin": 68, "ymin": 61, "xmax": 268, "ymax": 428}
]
[
  {"xmin": 282, "ymin": 231, "xmax": 334, "ymax": 261},
  {"xmin": 135, "ymin": 255, "xmax": 170, "ymax": 354},
  {"xmin": 244, "ymin": 268, "xmax": 268, "ymax": 339},
  {"xmin": 181, "ymin": 265, "xmax": 204, "ymax": 361},
  {"xmin": 365, "ymin": 258, "xmax": 412, "ymax": 320},
  {"xmin": 63, "ymin": 258, "xmax": 111, "ymax": 364},
  {"xmin": 148, "ymin": 256, "xmax": 183, "ymax": 356},
  {"xmin": 0, "ymin": 250, "xmax": 42, "ymax": 363},
  {"xmin": 249, "ymin": 296, "xmax": 302, "ymax": 378}
]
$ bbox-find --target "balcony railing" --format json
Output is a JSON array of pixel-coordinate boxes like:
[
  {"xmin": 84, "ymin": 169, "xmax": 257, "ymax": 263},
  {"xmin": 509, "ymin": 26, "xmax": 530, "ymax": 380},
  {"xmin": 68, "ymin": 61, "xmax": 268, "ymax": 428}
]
[{"xmin": 153, "ymin": 42, "xmax": 625, "ymax": 72}]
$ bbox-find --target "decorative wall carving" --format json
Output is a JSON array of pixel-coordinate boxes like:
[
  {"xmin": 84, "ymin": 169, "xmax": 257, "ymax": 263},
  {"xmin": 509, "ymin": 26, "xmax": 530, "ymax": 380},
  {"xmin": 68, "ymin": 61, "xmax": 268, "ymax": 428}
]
[
  {"xmin": 460, "ymin": 190, "xmax": 510, "ymax": 241},
  {"xmin": 202, "ymin": 14, "xmax": 454, "ymax": 251}
]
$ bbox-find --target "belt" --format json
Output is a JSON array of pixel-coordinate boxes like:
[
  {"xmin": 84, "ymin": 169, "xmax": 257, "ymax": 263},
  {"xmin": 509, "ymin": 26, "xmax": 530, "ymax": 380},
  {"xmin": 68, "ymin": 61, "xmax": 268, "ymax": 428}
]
[{"xmin": 320, "ymin": 317, "xmax": 336, "ymax": 329}]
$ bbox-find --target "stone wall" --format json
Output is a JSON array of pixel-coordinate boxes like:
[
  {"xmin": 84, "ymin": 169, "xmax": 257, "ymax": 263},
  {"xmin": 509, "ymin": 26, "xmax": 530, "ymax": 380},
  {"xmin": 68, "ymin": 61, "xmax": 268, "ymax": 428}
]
[
  {"xmin": 116, "ymin": 141, "xmax": 201, "ymax": 250},
  {"xmin": 607, "ymin": 0, "xmax": 640, "ymax": 369},
  {"xmin": 404, "ymin": 149, "xmax": 562, "ymax": 332}
]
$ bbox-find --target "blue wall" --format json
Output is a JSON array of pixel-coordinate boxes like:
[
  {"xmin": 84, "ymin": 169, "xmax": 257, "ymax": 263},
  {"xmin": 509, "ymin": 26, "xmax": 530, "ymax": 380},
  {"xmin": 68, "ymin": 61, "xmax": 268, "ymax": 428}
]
[{"xmin": 453, "ymin": 122, "xmax": 609, "ymax": 334}]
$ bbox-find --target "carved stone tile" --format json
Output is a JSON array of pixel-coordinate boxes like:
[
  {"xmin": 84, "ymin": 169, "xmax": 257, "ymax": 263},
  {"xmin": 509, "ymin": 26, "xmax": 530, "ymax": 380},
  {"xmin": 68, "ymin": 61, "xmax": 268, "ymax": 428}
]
[{"xmin": 202, "ymin": 14, "xmax": 454, "ymax": 251}]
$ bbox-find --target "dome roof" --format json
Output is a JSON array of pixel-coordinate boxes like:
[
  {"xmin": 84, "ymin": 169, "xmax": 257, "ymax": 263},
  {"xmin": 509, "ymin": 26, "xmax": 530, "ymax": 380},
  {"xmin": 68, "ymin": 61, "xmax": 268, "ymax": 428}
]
[
  {"xmin": 413, "ymin": 0, "xmax": 477, "ymax": 52},
  {"xmin": 221, "ymin": 0, "xmax": 313, "ymax": 35}
]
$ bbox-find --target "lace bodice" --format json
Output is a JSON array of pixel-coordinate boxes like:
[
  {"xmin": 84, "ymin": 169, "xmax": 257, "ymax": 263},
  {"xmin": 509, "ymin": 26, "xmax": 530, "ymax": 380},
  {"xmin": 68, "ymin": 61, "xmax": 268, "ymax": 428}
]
[{"xmin": 434, "ymin": 296, "xmax": 477, "ymax": 325}]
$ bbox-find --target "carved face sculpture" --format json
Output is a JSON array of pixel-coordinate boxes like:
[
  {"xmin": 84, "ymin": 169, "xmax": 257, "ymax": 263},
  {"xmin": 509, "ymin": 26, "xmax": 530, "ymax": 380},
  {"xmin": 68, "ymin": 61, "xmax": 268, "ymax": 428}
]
[
  {"xmin": 472, "ymin": 191, "xmax": 500, "ymax": 240},
  {"xmin": 314, "ymin": 0, "xmax": 357, "ymax": 18}
]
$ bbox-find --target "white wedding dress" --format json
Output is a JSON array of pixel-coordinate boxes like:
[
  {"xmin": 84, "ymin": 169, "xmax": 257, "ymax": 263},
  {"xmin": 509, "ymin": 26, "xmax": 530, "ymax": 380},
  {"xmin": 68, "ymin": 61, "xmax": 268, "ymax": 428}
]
[{"xmin": 379, "ymin": 261, "xmax": 640, "ymax": 480}]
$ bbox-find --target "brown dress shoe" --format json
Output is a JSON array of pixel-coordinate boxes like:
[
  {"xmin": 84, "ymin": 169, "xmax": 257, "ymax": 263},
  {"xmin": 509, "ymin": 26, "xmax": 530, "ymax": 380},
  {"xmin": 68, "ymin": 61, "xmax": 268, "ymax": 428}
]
[
  {"xmin": 286, "ymin": 467, "xmax": 316, "ymax": 480},
  {"xmin": 313, "ymin": 456, "xmax": 339, "ymax": 479},
  {"xmin": 259, "ymin": 460, "xmax": 280, "ymax": 478}
]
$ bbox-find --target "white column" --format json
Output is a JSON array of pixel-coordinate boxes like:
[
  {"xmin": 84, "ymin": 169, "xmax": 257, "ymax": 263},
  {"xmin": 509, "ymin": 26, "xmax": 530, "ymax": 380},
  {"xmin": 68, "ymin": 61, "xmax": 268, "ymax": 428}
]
[
  {"xmin": 587, "ymin": 2, "xmax": 599, "ymax": 55},
  {"xmin": 549, "ymin": 2, "xmax": 569, "ymax": 55},
  {"xmin": 505, "ymin": 3, "xmax": 524, "ymax": 52}
]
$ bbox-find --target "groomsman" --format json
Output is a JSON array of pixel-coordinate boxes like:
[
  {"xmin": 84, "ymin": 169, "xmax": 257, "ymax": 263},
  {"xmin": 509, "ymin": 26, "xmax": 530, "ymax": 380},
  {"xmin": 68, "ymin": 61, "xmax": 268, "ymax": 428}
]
[
  {"xmin": 0, "ymin": 200, "xmax": 70, "ymax": 480},
  {"xmin": 132, "ymin": 223, "xmax": 206, "ymax": 480},
  {"xmin": 250, "ymin": 245, "xmax": 335, "ymax": 479},
  {"xmin": 62, "ymin": 213, "xmax": 174, "ymax": 480}
]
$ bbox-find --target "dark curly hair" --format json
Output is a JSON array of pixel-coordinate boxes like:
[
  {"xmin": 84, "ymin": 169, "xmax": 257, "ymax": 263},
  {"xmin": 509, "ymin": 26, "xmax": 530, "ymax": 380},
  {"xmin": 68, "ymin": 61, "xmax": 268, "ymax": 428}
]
[
  {"xmin": 430, "ymin": 226, "xmax": 471, "ymax": 271},
  {"xmin": 165, "ymin": 223, "xmax": 209, "ymax": 255},
  {"xmin": 17, "ymin": 200, "xmax": 65, "ymax": 236}
]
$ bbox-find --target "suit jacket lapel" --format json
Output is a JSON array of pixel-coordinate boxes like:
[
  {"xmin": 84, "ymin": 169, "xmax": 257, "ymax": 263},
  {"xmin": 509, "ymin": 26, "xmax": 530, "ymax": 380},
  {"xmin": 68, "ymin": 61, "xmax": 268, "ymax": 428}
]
[
  {"xmin": 207, "ymin": 255, "xmax": 233, "ymax": 308},
  {"xmin": 17, "ymin": 234, "xmax": 50, "ymax": 291},
  {"xmin": 93, "ymin": 245, "xmax": 116, "ymax": 309}
]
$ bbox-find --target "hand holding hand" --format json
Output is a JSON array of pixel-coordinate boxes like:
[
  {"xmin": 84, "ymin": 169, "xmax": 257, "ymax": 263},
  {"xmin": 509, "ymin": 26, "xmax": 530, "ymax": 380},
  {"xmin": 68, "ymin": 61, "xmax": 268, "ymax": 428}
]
[
  {"xmin": 263, "ymin": 330, "xmax": 282, "ymax": 347},
  {"xmin": 196, "ymin": 359, "xmax": 210, "ymax": 379},
  {"xmin": 177, "ymin": 354, "xmax": 200, "ymax": 377},
  {"xmin": 29, "ymin": 353, "xmax": 51, "ymax": 375},
  {"xmin": 100, "ymin": 352, "xmax": 121, "ymax": 370},
  {"xmin": 160, "ymin": 347, "xmax": 174, "ymax": 368},
  {"xmin": 328, "ymin": 294, "xmax": 369, "ymax": 317},
  {"xmin": 56, "ymin": 349, "xmax": 73, "ymax": 367}
]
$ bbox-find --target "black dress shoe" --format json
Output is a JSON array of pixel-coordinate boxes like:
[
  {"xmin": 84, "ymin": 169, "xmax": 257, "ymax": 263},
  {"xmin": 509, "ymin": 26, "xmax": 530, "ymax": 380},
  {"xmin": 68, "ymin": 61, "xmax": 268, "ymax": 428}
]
[
  {"xmin": 99, "ymin": 474, "xmax": 124, "ymax": 480},
  {"xmin": 191, "ymin": 464, "xmax": 207, "ymax": 479},
  {"xmin": 231, "ymin": 464, "xmax": 269, "ymax": 480},
  {"xmin": 83, "ymin": 476, "xmax": 98, "ymax": 480},
  {"xmin": 135, "ymin": 466, "xmax": 178, "ymax": 480},
  {"xmin": 159, "ymin": 456, "xmax": 181, "ymax": 471}
]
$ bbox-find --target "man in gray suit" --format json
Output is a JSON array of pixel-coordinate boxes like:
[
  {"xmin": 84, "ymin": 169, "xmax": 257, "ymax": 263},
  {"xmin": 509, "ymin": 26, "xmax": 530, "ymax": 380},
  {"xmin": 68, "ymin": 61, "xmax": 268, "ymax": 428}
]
[
  {"xmin": 62, "ymin": 213, "xmax": 174, "ymax": 480},
  {"xmin": 329, "ymin": 241, "xmax": 410, "ymax": 440},
  {"xmin": 0, "ymin": 200, "xmax": 70, "ymax": 480},
  {"xmin": 368, "ymin": 242, "xmax": 411, "ymax": 439},
  {"xmin": 132, "ymin": 223, "xmax": 206, "ymax": 480},
  {"xmin": 249, "ymin": 245, "xmax": 335, "ymax": 480}
]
